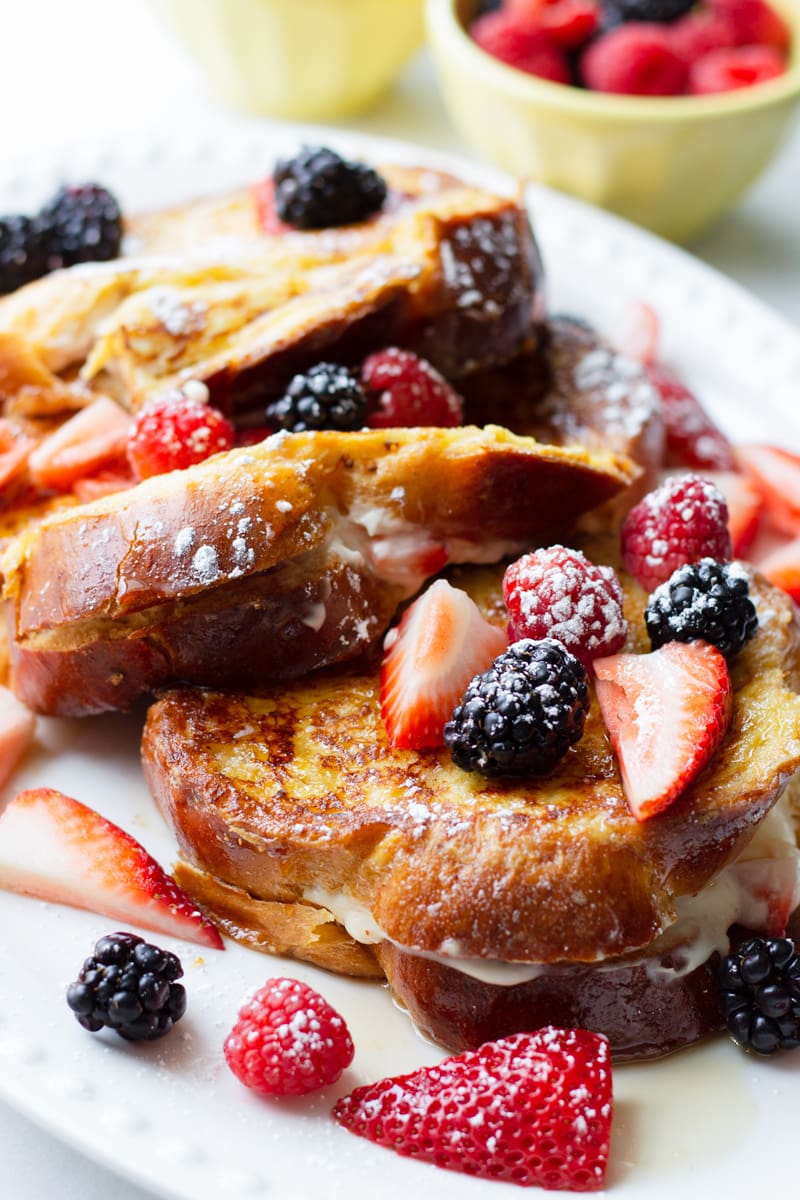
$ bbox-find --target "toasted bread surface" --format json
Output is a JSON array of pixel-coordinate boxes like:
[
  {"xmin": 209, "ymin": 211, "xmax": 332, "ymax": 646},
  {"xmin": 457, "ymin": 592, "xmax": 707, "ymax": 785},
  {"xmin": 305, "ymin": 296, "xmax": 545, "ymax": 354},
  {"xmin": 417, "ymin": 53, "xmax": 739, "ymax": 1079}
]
[
  {"xmin": 142, "ymin": 544, "xmax": 800, "ymax": 971},
  {"xmin": 0, "ymin": 167, "xmax": 542, "ymax": 412},
  {"xmin": 1, "ymin": 427, "xmax": 632, "ymax": 715}
]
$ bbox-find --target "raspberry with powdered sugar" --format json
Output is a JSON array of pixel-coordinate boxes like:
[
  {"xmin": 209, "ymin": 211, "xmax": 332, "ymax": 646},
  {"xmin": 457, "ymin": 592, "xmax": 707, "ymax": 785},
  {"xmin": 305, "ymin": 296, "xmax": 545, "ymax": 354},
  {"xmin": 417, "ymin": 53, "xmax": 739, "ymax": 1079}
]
[
  {"xmin": 223, "ymin": 977, "xmax": 354, "ymax": 1096},
  {"xmin": 621, "ymin": 472, "xmax": 732, "ymax": 593},
  {"xmin": 503, "ymin": 545, "xmax": 627, "ymax": 669}
]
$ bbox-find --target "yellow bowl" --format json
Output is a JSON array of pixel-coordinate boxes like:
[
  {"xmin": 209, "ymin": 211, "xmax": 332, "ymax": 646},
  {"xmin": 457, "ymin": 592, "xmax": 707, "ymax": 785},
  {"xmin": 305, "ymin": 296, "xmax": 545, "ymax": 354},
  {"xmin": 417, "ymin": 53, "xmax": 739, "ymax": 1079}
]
[
  {"xmin": 157, "ymin": 0, "xmax": 426, "ymax": 121},
  {"xmin": 427, "ymin": 0, "xmax": 800, "ymax": 241}
]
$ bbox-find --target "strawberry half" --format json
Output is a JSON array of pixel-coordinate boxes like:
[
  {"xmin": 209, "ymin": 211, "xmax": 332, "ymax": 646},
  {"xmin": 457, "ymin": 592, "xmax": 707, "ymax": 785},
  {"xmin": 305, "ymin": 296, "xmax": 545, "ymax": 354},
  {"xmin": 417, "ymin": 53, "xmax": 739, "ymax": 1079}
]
[
  {"xmin": 594, "ymin": 641, "xmax": 733, "ymax": 822},
  {"xmin": 334, "ymin": 1027, "xmax": 613, "ymax": 1191},
  {"xmin": 754, "ymin": 536, "xmax": 800, "ymax": 603},
  {"xmin": 735, "ymin": 444, "xmax": 800, "ymax": 538},
  {"xmin": 380, "ymin": 579, "xmax": 507, "ymax": 749},
  {"xmin": 28, "ymin": 395, "xmax": 132, "ymax": 492},
  {"xmin": 0, "ymin": 787, "xmax": 223, "ymax": 949},
  {"xmin": 702, "ymin": 469, "xmax": 764, "ymax": 558}
]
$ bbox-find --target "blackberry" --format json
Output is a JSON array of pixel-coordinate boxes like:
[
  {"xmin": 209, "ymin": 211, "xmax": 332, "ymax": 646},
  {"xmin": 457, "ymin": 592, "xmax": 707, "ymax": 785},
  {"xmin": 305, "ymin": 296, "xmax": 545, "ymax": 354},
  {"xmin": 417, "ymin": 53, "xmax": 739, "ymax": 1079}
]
[
  {"xmin": 443, "ymin": 638, "xmax": 590, "ymax": 778},
  {"xmin": 266, "ymin": 362, "xmax": 368, "ymax": 433},
  {"xmin": 272, "ymin": 146, "xmax": 387, "ymax": 230},
  {"xmin": 645, "ymin": 558, "xmax": 758, "ymax": 657},
  {"xmin": 601, "ymin": 0, "xmax": 694, "ymax": 21},
  {"xmin": 66, "ymin": 931, "xmax": 186, "ymax": 1042},
  {"xmin": 39, "ymin": 183, "xmax": 123, "ymax": 268},
  {"xmin": 719, "ymin": 936, "xmax": 800, "ymax": 1054},
  {"xmin": 0, "ymin": 214, "xmax": 48, "ymax": 294}
]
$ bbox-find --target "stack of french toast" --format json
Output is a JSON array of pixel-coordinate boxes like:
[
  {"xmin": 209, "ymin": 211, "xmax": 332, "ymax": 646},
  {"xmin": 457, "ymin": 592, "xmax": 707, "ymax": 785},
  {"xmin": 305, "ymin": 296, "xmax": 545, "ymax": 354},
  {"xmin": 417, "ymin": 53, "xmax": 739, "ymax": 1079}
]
[{"xmin": 0, "ymin": 144, "xmax": 799, "ymax": 1066}]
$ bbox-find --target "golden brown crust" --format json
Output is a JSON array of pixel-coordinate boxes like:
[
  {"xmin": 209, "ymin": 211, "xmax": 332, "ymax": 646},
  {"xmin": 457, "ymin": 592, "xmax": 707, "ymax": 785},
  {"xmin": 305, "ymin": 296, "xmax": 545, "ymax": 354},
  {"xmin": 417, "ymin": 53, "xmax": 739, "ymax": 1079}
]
[
  {"xmin": 0, "ymin": 167, "xmax": 543, "ymax": 412},
  {"xmin": 2, "ymin": 426, "xmax": 632, "ymax": 715},
  {"xmin": 141, "ymin": 546, "xmax": 800, "ymax": 969}
]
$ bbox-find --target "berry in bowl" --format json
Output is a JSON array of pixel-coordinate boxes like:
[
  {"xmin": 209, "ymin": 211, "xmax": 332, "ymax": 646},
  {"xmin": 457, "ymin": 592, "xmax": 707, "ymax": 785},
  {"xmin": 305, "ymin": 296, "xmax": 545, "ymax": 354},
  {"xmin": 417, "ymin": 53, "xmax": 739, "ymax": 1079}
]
[{"xmin": 426, "ymin": 0, "xmax": 800, "ymax": 239}]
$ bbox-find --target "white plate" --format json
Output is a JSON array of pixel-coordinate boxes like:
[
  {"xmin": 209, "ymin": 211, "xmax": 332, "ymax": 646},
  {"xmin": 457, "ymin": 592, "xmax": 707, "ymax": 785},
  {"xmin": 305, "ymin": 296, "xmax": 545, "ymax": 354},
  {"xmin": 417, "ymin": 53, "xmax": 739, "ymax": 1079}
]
[{"xmin": 1, "ymin": 125, "xmax": 800, "ymax": 1200}]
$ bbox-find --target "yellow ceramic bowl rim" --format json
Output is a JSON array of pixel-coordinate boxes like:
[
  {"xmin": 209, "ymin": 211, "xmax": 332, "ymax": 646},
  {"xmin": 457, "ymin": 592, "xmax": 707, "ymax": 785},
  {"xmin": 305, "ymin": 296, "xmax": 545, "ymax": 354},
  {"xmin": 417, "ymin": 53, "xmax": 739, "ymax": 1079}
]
[{"xmin": 427, "ymin": 0, "xmax": 800, "ymax": 121}]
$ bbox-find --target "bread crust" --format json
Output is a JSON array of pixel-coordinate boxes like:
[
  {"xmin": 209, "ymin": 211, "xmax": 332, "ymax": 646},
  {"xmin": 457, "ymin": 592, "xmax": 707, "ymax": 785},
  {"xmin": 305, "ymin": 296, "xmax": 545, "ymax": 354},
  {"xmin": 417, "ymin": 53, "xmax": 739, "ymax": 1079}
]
[
  {"xmin": 2, "ymin": 426, "xmax": 632, "ymax": 715},
  {"xmin": 142, "ymin": 550, "xmax": 800, "ymax": 970}
]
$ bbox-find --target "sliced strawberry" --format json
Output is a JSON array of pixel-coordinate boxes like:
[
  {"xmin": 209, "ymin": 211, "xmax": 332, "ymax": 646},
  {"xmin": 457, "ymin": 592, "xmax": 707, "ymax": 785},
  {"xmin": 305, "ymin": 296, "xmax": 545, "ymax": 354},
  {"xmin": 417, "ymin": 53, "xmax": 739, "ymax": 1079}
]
[
  {"xmin": 0, "ymin": 419, "xmax": 36, "ymax": 492},
  {"xmin": 702, "ymin": 469, "xmax": 764, "ymax": 558},
  {"xmin": 647, "ymin": 364, "xmax": 735, "ymax": 471},
  {"xmin": 0, "ymin": 787, "xmax": 223, "ymax": 949},
  {"xmin": 381, "ymin": 579, "xmax": 507, "ymax": 749},
  {"xmin": 594, "ymin": 641, "xmax": 733, "ymax": 822},
  {"xmin": 624, "ymin": 300, "xmax": 661, "ymax": 367},
  {"xmin": 334, "ymin": 1027, "xmax": 613, "ymax": 1191},
  {"xmin": 28, "ymin": 395, "xmax": 132, "ymax": 492},
  {"xmin": 0, "ymin": 686, "xmax": 35, "ymax": 790},
  {"xmin": 728, "ymin": 857, "xmax": 800, "ymax": 937},
  {"xmin": 251, "ymin": 177, "xmax": 291, "ymax": 236},
  {"xmin": 71, "ymin": 466, "xmax": 137, "ymax": 502},
  {"xmin": 754, "ymin": 536, "xmax": 800, "ymax": 603},
  {"xmin": 735, "ymin": 444, "xmax": 800, "ymax": 538}
]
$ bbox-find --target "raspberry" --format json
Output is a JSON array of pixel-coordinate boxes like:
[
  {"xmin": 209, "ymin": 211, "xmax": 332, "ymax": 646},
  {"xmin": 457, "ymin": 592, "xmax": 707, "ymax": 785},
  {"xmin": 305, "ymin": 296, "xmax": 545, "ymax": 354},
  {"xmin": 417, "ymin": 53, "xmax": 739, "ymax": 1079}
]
[
  {"xmin": 709, "ymin": 0, "xmax": 791, "ymax": 51},
  {"xmin": 334, "ymin": 1028, "xmax": 613, "ymax": 1191},
  {"xmin": 503, "ymin": 545, "xmax": 627, "ymax": 668},
  {"xmin": 688, "ymin": 45, "xmax": 786, "ymax": 94},
  {"xmin": 621, "ymin": 473, "xmax": 732, "ymax": 593},
  {"xmin": 507, "ymin": 0, "xmax": 601, "ymax": 49},
  {"xmin": 647, "ymin": 364, "xmax": 735, "ymax": 470},
  {"xmin": 470, "ymin": 11, "xmax": 573, "ymax": 82},
  {"xmin": 670, "ymin": 9, "xmax": 737, "ymax": 63},
  {"xmin": 361, "ymin": 348, "xmax": 464, "ymax": 429},
  {"xmin": 127, "ymin": 389, "xmax": 235, "ymax": 480},
  {"xmin": 580, "ymin": 24, "xmax": 688, "ymax": 94},
  {"xmin": 223, "ymin": 978, "xmax": 354, "ymax": 1096}
]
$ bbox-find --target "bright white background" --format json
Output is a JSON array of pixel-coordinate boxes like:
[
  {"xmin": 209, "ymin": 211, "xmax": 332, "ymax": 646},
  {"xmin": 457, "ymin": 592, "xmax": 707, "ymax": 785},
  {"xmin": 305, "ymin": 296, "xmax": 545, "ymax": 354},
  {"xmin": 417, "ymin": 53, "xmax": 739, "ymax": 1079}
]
[{"xmin": 0, "ymin": 2, "xmax": 798, "ymax": 1197}]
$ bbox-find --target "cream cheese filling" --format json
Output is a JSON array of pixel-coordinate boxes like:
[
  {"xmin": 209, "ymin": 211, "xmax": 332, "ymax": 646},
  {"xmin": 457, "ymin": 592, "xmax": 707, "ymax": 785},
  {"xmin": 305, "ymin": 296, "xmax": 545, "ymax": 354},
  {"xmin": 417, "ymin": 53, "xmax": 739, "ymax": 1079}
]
[{"xmin": 304, "ymin": 789, "xmax": 800, "ymax": 988}]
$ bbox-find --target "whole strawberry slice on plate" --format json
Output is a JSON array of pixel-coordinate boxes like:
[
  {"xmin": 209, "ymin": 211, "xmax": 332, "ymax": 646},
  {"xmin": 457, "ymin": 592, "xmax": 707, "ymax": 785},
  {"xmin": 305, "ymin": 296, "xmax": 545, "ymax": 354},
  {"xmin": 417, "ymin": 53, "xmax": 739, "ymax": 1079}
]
[
  {"xmin": 735, "ymin": 444, "xmax": 800, "ymax": 538},
  {"xmin": 333, "ymin": 1027, "xmax": 613, "ymax": 1191},
  {"xmin": 594, "ymin": 641, "xmax": 733, "ymax": 821},
  {"xmin": 381, "ymin": 579, "xmax": 507, "ymax": 749},
  {"xmin": 0, "ymin": 787, "xmax": 223, "ymax": 949}
]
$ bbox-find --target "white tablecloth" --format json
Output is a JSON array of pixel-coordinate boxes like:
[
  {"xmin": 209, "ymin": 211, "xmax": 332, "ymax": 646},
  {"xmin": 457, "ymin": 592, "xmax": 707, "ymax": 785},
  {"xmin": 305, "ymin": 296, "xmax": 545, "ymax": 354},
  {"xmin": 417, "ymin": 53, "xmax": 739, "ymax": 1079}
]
[{"xmin": 1, "ymin": 3, "xmax": 799, "ymax": 1197}]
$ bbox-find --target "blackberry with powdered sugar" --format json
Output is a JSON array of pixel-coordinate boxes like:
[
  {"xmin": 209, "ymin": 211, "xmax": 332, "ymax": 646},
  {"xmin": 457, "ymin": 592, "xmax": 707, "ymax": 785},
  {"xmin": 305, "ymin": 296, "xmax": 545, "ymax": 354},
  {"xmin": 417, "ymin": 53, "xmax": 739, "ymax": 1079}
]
[{"xmin": 645, "ymin": 558, "xmax": 758, "ymax": 656}]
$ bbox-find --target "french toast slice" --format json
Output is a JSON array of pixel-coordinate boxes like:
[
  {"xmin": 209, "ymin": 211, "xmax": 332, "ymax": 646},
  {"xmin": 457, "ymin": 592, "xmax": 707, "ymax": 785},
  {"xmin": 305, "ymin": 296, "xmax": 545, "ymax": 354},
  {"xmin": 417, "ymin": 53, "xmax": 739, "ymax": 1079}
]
[
  {"xmin": 141, "ymin": 543, "xmax": 800, "ymax": 1059},
  {"xmin": 0, "ymin": 426, "xmax": 632, "ymax": 716},
  {"xmin": 0, "ymin": 166, "xmax": 542, "ymax": 416}
]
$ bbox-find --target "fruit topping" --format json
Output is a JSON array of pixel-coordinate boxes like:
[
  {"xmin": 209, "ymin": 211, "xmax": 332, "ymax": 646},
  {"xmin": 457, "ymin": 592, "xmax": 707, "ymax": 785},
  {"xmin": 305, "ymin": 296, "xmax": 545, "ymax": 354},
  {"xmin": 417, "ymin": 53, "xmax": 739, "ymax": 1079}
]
[
  {"xmin": 735, "ymin": 444, "xmax": 800, "ymax": 539},
  {"xmin": 266, "ymin": 362, "xmax": 368, "ymax": 434},
  {"xmin": 0, "ymin": 215, "xmax": 48, "ymax": 295},
  {"xmin": 719, "ymin": 936, "xmax": 800, "ymax": 1054},
  {"xmin": 39, "ymin": 183, "xmax": 123, "ymax": 269},
  {"xmin": 333, "ymin": 1028, "xmax": 613, "ymax": 1191},
  {"xmin": 621, "ymin": 472, "xmax": 732, "ymax": 593},
  {"xmin": 594, "ymin": 640, "xmax": 733, "ymax": 821},
  {"xmin": 713, "ymin": 0, "xmax": 791, "ymax": 51},
  {"xmin": 0, "ymin": 686, "xmax": 35, "ymax": 789},
  {"xmin": 688, "ymin": 43, "xmax": 786, "ymax": 92},
  {"xmin": 470, "ymin": 10, "xmax": 573, "ymax": 81},
  {"xmin": 509, "ymin": 0, "xmax": 602, "ymax": 48},
  {"xmin": 645, "ymin": 558, "xmax": 758, "ymax": 656},
  {"xmin": 754, "ymin": 536, "xmax": 800, "ymax": 604},
  {"xmin": 224, "ymin": 977, "xmax": 354, "ymax": 1096},
  {"xmin": 581, "ymin": 24, "xmax": 688, "ymax": 95},
  {"xmin": 29, "ymin": 395, "xmax": 132, "ymax": 492},
  {"xmin": 127, "ymin": 389, "xmax": 234, "ymax": 480},
  {"xmin": 503, "ymin": 545, "xmax": 627, "ymax": 669},
  {"xmin": 647, "ymin": 365, "xmax": 735, "ymax": 471},
  {"xmin": 272, "ymin": 146, "xmax": 387, "ymax": 230},
  {"xmin": 66, "ymin": 931, "xmax": 186, "ymax": 1042},
  {"xmin": 381, "ymin": 579, "xmax": 507, "ymax": 749},
  {"xmin": 444, "ymin": 638, "xmax": 589, "ymax": 777},
  {"xmin": 361, "ymin": 347, "xmax": 464, "ymax": 429},
  {"xmin": 701, "ymin": 469, "xmax": 763, "ymax": 557},
  {"xmin": 0, "ymin": 787, "xmax": 223, "ymax": 949}
]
